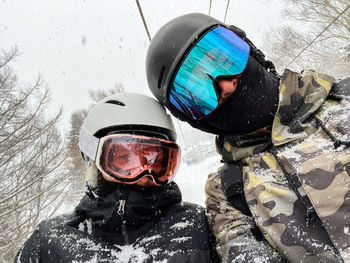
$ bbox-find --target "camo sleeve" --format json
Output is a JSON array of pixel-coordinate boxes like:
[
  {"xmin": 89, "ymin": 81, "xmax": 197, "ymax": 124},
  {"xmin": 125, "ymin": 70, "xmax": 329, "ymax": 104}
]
[{"xmin": 205, "ymin": 171, "xmax": 286, "ymax": 263}]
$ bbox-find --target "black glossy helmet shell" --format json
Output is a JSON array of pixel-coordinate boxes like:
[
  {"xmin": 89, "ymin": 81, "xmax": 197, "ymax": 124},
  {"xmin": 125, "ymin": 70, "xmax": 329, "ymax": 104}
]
[{"xmin": 146, "ymin": 13, "xmax": 222, "ymax": 112}]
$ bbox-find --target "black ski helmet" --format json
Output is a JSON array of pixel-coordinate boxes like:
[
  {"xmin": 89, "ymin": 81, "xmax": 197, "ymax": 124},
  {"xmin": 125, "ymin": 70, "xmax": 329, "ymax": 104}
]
[{"xmin": 145, "ymin": 13, "xmax": 277, "ymax": 134}]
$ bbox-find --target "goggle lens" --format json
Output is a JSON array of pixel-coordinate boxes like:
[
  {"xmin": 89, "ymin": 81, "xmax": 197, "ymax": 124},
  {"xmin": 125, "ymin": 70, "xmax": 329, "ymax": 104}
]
[
  {"xmin": 104, "ymin": 143, "xmax": 166, "ymax": 176},
  {"xmin": 169, "ymin": 26, "xmax": 250, "ymax": 120},
  {"xmin": 97, "ymin": 135, "xmax": 180, "ymax": 185}
]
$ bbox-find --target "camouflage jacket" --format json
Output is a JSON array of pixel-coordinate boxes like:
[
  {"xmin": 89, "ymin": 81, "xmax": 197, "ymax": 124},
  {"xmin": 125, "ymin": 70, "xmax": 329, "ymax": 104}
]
[{"xmin": 205, "ymin": 69, "xmax": 350, "ymax": 262}]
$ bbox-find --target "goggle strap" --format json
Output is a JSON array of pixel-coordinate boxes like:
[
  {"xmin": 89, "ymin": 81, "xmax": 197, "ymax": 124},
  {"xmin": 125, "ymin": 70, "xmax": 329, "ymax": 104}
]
[
  {"xmin": 228, "ymin": 25, "xmax": 247, "ymax": 39},
  {"xmin": 79, "ymin": 126, "xmax": 99, "ymax": 161},
  {"xmin": 228, "ymin": 24, "xmax": 278, "ymax": 76}
]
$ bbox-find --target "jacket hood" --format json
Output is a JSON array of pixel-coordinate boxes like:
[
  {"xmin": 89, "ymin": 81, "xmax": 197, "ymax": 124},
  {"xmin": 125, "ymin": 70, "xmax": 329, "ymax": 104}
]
[{"xmin": 272, "ymin": 69, "xmax": 335, "ymax": 146}]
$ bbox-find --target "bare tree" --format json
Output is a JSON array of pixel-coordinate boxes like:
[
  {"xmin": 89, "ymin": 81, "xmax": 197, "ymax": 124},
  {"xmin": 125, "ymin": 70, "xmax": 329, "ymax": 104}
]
[
  {"xmin": 63, "ymin": 83, "xmax": 125, "ymax": 203},
  {"xmin": 262, "ymin": 0, "xmax": 350, "ymax": 78},
  {"xmin": 64, "ymin": 109, "xmax": 88, "ymax": 204},
  {"xmin": 88, "ymin": 82, "xmax": 124, "ymax": 103},
  {"xmin": 0, "ymin": 48, "xmax": 70, "ymax": 262}
]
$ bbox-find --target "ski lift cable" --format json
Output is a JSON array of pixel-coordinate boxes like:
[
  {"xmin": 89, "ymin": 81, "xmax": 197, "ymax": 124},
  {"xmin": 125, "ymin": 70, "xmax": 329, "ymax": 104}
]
[
  {"xmin": 134, "ymin": 0, "xmax": 188, "ymax": 149},
  {"xmin": 209, "ymin": 0, "xmax": 213, "ymax": 15},
  {"xmin": 224, "ymin": 0, "xmax": 231, "ymax": 23},
  {"xmin": 285, "ymin": 3, "xmax": 350, "ymax": 68},
  {"xmin": 135, "ymin": 0, "xmax": 152, "ymax": 42},
  {"xmin": 177, "ymin": 119, "xmax": 200, "ymax": 164}
]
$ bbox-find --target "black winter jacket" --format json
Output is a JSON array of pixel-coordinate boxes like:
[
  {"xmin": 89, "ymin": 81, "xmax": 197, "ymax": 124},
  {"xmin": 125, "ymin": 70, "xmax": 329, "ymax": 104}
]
[{"xmin": 15, "ymin": 182, "xmax": 219, "ymax": 263}]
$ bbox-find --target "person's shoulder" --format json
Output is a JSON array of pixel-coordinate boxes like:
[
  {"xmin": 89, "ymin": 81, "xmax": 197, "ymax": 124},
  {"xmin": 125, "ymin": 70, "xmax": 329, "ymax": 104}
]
[
  {"xmin": 172, "ymin": 201, "xmax": 207, "ymax": 222},
  {"xmin": 181, "ymin": 201, "xmax": 205, "ymax": 213},
  {"xmin": 37, "ymin": 213, "xmax": 75, "ymax": 232}
]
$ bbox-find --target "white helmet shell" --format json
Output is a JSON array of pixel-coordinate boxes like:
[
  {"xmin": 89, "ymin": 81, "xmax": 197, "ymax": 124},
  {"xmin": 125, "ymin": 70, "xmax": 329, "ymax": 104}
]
[
  {"xmin": 81, "ymin": 92, "xmax": 177, "ymax": 141},
  {"xmin": 79, "ymin": 93, "xmax": 177, "ymax": 161}
]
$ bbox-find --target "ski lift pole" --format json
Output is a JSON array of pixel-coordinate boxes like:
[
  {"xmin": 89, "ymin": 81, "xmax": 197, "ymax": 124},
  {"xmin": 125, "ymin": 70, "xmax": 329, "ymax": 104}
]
[
  {"xmin": 224, "ymin": 0, "xmax": 230, "ymax": 23},
  {"xmin": 135, "ymin": 0, "xmax": 152, "ymax": 42},
  {"xmin": 208, "ymin": 0, "xmax": 213, "ymax": 15}
]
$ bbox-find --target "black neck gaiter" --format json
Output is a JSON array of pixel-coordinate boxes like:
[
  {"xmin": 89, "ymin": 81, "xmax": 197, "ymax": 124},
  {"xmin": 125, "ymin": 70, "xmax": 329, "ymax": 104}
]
[{"xmin": 203, "ymin": 56, "xmax": 280, "ymax": 135}]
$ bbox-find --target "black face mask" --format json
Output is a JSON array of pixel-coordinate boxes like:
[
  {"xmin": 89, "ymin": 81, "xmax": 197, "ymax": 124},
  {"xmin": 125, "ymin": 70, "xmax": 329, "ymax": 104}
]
[{"xmin": 203, "ymin": 56, "xmax": 280, "ymax": 135}]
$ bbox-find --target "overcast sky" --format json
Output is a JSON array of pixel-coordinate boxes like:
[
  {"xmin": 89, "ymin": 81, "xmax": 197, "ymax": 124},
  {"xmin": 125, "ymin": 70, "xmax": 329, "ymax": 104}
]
[{"xmin": 1, "ymin": 0, "xmax": 284, "ymax": 128}]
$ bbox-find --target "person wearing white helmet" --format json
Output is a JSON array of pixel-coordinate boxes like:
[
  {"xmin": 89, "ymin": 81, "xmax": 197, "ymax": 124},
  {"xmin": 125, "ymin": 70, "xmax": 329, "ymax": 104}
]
[{"xmin": 15, "ymin": 93, "xmax": 219, "ymax": 263}]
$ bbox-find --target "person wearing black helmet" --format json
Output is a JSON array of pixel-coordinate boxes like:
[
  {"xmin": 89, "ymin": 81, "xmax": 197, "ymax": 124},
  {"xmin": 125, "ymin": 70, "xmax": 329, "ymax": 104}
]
[
  {"xmin": 146, "ymin": 13, "xmax": 350, "ymax": 263},
  {"xmin": 14, "ymin": 93, "xmax": 219, "ymax": 263}
]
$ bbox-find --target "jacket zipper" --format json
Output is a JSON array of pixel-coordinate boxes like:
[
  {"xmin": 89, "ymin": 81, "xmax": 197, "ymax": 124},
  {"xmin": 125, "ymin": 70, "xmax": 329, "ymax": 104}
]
[{"xmin": 117, "ymin": 199, "xmax": 129, "ymax": 244}]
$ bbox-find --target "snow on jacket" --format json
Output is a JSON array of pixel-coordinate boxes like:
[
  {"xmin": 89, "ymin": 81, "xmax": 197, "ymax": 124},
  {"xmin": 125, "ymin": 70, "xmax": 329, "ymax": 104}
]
[
  {"xmin": 15, "ymin": 182, "xmax": 219, "ymax": 263},
  {"xmin": 205, "ymin": 70, "xmax": 350, "ymax": 262}
]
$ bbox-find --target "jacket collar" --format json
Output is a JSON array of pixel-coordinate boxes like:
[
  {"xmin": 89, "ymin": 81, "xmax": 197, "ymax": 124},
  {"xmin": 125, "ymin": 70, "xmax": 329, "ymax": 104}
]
[{"xmin": 74, "ymin": 182, "xmax": 182, "ymax": 232}]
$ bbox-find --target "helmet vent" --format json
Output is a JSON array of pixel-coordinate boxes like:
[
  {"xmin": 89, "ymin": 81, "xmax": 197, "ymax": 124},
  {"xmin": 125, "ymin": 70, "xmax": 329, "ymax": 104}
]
[
  {"xmin": 157, "ymin": 66, "xmax": 166, "ymax": 89},
  {"xmin": 105, "ymin": 100, "xmax": 125, "ymax": 106}
]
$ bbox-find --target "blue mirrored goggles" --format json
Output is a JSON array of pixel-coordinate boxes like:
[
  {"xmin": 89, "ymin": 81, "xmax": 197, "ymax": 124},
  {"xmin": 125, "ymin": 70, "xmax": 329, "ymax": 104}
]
[{"xmin": 169, "ymin": 26, "xmax": 250, "ymax": 120}]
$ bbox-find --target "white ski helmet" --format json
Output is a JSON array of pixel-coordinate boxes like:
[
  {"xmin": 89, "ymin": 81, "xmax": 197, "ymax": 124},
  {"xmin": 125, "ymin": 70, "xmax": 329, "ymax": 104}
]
[{"xmin": 79, "ymin": 92, "xmax": 177, "ymax": 162}]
